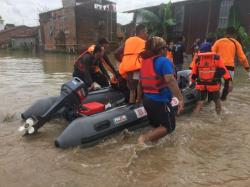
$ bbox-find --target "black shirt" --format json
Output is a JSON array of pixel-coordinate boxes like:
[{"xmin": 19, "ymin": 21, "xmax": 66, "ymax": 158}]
[
  {"xmin": 173, "ymin": 42, "xmax": 185, "ymax": 64},
  {"xmin": 73, "ymin": 53, "xmax": 108, "ymax": 85}
]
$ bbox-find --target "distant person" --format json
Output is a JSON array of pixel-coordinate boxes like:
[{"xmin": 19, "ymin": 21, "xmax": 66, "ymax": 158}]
[
  {"xmin": 189, "ymin": 37, "xmax": 215, "ymax": 70},
  {"xmin": 191, "ymin": 44, "xmax": 232, "ymax": 114},
  {"xmin": 73, "ymin": 45, "xmax": 109, "ymax": 90},
  {"xmin": 191, "ymin": 38, "xmax": 201, "ymax": 57},
  {"xmin": 138, "ymin": 36, "xmax": 184, "ymax": 144},
  {"xmin": 212, "ymin": 27, "xmax": 250, "ymax": 100},
  {"xmin": 117, "ymin": 24, "xmax": 148, "ymax": 104},
  {"xmin": 173, "ymin": 36, "xmax": 186, "ymax": 72}
]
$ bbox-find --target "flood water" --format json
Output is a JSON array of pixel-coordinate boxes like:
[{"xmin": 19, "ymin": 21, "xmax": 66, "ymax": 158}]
[{"xmin": 1, "ymin": 51, "xmax": 250, "ymax": 187}]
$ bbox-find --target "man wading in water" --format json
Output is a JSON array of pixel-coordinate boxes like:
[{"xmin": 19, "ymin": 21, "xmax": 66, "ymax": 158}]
[{"xmin": 138, "ymin": 37, "xmax": 184, "ymax": 144}]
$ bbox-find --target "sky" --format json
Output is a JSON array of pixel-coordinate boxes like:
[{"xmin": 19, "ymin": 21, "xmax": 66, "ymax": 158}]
[{"xmin": 0, "ymin": 0, "xmax": 181, "ymax": 26}]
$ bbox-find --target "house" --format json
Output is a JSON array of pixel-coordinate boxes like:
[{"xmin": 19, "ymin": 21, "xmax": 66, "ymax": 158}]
[
  {"xmin": 11, "ymin": 33, "xmax": 38, "ymax": 50},
  {"xmin": 4, "ymin": 24, "xmax": 15, "ymax": 30},
  {"xmin": 125, "ymin": 0, "xmax": 250, "ymax": 51},
  {"xmin": 39, "ymin": 0, "xmax": 117, "ymax": 53},
  {"xmin": 0, "ymin": 25, "xmax": 38, "ymax": 49}
]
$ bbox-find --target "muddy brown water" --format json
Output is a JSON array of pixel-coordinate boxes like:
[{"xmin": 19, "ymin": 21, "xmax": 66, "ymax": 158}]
[{"xmin": 1, "ymin": 51, "xmax": 250, "ymax": 187}]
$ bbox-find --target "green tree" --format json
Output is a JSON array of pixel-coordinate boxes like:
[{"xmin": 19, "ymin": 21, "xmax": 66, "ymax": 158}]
[
  {"xmin": 209, "ymin": 5, "xmax": 250, "ymax": 58},
  {"xmin": 137, "ymin": 2, "xmax": 176, "ymax": 38},
  {"xmin": 228, "ymin": 5, "xmax": 250, "ymax": 57}
]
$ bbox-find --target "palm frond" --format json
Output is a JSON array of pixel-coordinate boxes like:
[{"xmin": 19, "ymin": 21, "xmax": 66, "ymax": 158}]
[
  {"xmin": 137, "ymin": 9, "xmax": 160, "ymax": 25},
  {"xmin": 164, "ymin": 19, "xmax": 176, "ymax": 26},
  {"xmin": 137, "ymin": 2, "xmax": 176, "ymax": 38}
]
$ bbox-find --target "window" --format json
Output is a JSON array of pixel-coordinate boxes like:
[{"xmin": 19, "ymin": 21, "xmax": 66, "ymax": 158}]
[{"xmin": 94, "ymin": 4, "xmax": 102, "ymax": 10}]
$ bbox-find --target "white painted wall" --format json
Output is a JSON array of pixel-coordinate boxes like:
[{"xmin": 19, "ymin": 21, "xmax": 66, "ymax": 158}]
[{"xmin": 11, "ymin": 37, "xmax": 36, "ymax": 48}]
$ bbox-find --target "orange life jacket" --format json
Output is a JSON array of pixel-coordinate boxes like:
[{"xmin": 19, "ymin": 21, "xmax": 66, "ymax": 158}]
[
  {"xmin": 189, "ymin": 52, "xmax": 198, "ymax": 70},
  {"xmin": 119, "ymin": 36, "xmax": 145, "ymax": 76},
  {"xmin": 140, "ymin": 56, "xmax": 168, "ymax": 94},
  {"xmin": 74, "ymin": 50, "xmax": 100, "ymax": 73},
  {"xmin": 88, "ymin": 44, "xmax": 116, "ymax": 75},
  {"xmin": 74, "ymin": 51, "xmax": 89, "ymax": 72},
  {"xmin": 195, "ymin": 52, "xmax": 221, "ymax": 91},
  {"xmin": 86, "ymin": 45, "xmax": 100, "ymax": 73},
  {"xmin": 196, "ymin": 52, "xmax": 218, "ymax": 84},
  {"xmin": 166, "ymin": 50, "xmax": 173, "ymax": 63}
]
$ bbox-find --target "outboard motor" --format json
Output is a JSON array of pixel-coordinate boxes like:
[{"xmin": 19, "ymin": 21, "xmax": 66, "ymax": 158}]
[{"xmin": 19, "ymin": 78, "xmax": 88, "ymax": 135}]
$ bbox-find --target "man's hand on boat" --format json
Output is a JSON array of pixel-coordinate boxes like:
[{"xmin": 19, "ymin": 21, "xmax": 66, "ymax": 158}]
[{"xmin": 178, "ymin": 99, "xmax": 184, "ymax": 114}]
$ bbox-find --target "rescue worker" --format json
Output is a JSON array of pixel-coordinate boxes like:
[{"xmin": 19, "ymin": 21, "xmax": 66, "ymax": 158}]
[
  {"xmin": 118, "ymin": 24, "xmax": 148, "ymax": 104},
  {"xmin": 189, "ymin": 37, "xmax": 215, "ymax": 70},
  {"xmin": 191, "ymin": 38, "xmax": 201, "ymax": 57},
  {"xmin": 97, "ymin": 38, "xmax": 120, "ymax": 80},
  {"xmin": 191, "ymin": 44, "xmax": 232, "ymax": 114},
  {"xmin": 87, "ymin": 38, "xmax": 119, "ymax": 84},
  {"xmin": 138, "ymin": 36, "xmax": 184, "ymax": 144},
  {"xmin": 212, "ymin": 27, "xmax": 250, "ymax": 101},
  {"xmin": 73, "ymin": 45, "xmax": 110, "ymax": 90}
]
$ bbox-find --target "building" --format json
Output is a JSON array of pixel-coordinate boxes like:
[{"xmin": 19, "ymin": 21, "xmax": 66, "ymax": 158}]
[
  {"xmin": 39, "ymin": 0, "xmax": 117, "ymax": 53},
  {"xmin": 0, "ymin": 16, "xmax": 4, "ymax": 31},
  {"xmin": 125, "ymin": 0, "xmax": 250, "ymax": 51},
  {"xmin": 11, "ymin": 34, "xmax": 37, "ymax": 49},
  {"xmin": 0, "ymin": 25, "xmax": 38, "ymax": 49},
  {"xmin": 4, "ymin": 24, "xmax": 15, "ymax": 30}
]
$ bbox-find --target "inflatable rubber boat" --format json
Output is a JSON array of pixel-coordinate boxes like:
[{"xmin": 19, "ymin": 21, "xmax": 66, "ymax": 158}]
[{"xmin": 20, "ymin": 70, "xmax": 198, "ymax": 148}]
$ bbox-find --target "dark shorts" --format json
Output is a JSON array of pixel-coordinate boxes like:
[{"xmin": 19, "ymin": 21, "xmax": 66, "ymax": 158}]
[
  {"xmin": 143, "ymin": 96, "xmax": 176, "ymax": 133},
  {"xmin": 197, "ymin": 90, "xmax": 220, "ymax": 101},
  {"xmin": 91, "ymin": 72, "xmax": 109, "ymax": 87},
  {"xmin": 127, "ymin": 71, "xmax": 139, "ymax": 90},
  {"xmin": 73, "ymin": 70, "xmax": 109, "ymax": 88}
]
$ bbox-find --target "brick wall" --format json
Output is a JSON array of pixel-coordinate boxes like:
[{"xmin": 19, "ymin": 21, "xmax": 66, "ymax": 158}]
[
  {"xmin": 39, "ymin": 7, "xmax": 77, "ymax": 52},
  {"xmin": 75, "ymin": 5, "xmax": 117, "ymax": 50},
  {"xmin": 40, "ymin": 1, "xmax": 117, "ymax": 53},
  {"xmin": 64, "ymin": 7, "xmax": 77, "ymax": 51}
]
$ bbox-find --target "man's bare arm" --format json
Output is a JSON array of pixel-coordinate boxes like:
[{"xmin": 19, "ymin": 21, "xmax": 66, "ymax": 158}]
[{"xmin": 164, "ymin": 74, "xmax": 184, "ymax": 113}]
